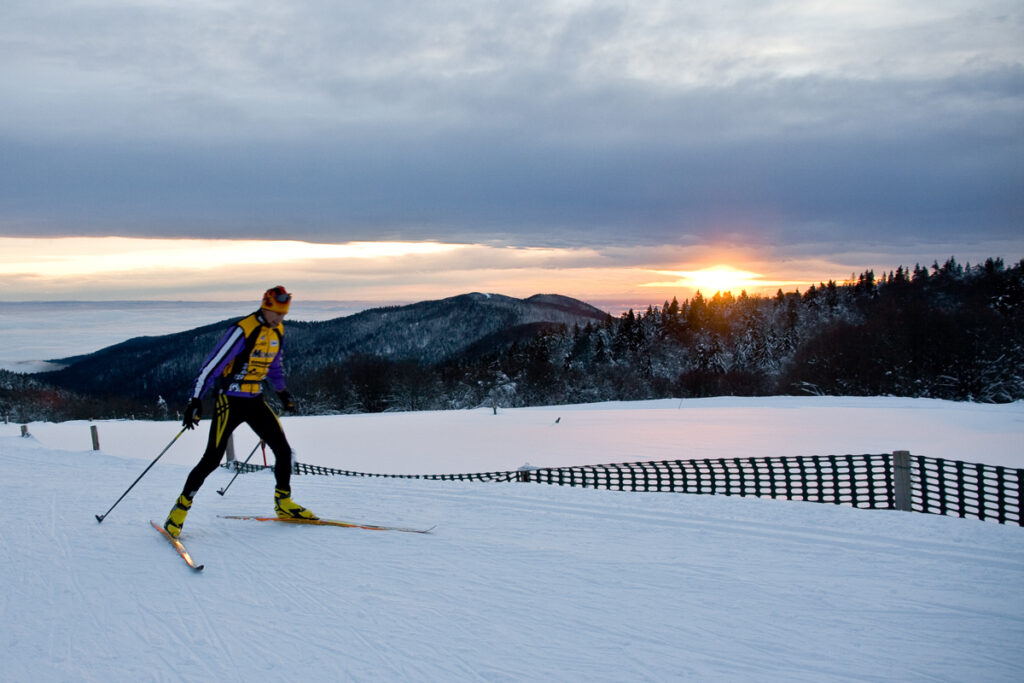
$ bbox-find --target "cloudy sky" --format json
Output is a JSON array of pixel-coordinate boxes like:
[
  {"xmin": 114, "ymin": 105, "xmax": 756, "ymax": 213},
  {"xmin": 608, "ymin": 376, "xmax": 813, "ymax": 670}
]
[{"xmin": 1, "ymin": 0, "xmax": 1021, "ymax": 309}]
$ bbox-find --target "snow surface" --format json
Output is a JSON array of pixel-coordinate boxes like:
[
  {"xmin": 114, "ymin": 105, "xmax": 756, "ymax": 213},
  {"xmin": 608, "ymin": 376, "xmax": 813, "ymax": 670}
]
[{"xmin": 3, "ymin": 399, "xmax": 1024, "ymax": 682}]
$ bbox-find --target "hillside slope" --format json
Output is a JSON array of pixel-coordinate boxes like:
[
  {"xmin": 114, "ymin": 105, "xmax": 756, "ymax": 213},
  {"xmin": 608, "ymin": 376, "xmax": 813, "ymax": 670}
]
[{"xmin": 3, "ymin": 404, "xmax": 1023, "ymax": 681}]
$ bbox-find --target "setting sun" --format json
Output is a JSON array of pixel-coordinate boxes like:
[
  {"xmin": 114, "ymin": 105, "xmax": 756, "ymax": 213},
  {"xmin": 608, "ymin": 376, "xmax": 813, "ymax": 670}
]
[
  {"xmin": 681, "ymin": 266, "xmax": 763, "ymax": 294},
  {"xmin": 645, "ymin": 265, "xmax": 771, "ymax": 295}
]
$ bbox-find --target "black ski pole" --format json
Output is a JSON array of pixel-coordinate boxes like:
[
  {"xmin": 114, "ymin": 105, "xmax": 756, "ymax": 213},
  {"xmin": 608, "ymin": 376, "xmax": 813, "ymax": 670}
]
[
  {"xmin": 95, "ymin": 426, "xmax": 189, "ymax": 523},
  {"xmin": 217, "ymin": 440, "xmax": 264, "ymax": 496}
]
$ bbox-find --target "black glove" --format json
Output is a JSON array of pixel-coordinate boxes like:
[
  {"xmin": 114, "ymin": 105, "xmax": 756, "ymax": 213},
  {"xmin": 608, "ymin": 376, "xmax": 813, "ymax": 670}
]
[
  {"xmin": 182, "ymin": 398, "xmax": 202, "ymax": 429},
  {"xmin": 277, "ymin": 390, "xmax": 297, "ymax": 413}
]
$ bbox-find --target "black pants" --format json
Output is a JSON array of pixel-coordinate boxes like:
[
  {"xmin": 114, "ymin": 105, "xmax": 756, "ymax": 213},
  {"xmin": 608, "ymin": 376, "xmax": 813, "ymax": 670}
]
[{"xmin": 182, "ymin": 394, "xmax": 293, "ymax": 497}]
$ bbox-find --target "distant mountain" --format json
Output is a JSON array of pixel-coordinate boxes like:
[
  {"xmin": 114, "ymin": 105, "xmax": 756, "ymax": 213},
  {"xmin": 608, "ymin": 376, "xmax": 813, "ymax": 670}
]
[
  {"xmin": 287, "ymin": 293, "xmax": 608, "ymax": 369},
  {"xmin": 38, "ymin": 293, "xmax": 609, "ymax": 402}
]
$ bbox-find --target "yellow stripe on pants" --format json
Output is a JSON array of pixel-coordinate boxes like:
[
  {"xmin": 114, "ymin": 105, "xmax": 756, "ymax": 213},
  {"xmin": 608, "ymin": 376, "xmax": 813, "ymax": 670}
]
[{"xmin": 214, "ymin": 394, "xmax": 231, "ymax": 448}]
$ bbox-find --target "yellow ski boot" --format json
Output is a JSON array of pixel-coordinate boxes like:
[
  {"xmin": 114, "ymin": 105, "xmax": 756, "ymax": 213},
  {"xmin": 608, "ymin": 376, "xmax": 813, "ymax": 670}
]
[
  {"xmin": 163, "ymin": 493, "xmax": 193, "ymax": 538},
  {"xmin": 274, "ymin": 488, "xmax": 318, "ymax": 520}
]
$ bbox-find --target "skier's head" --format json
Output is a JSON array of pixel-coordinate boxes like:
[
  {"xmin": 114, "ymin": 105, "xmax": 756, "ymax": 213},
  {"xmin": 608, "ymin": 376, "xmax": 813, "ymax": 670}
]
[{"xmin": 261, "ymin": 285, "xmax": 292, "ymax": 315}]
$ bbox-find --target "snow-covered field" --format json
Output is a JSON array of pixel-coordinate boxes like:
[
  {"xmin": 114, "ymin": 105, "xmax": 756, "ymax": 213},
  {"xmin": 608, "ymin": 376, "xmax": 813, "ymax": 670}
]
[{"xmin": 3, "ymin": 398, "xmax": 1023, "ymax": 681}]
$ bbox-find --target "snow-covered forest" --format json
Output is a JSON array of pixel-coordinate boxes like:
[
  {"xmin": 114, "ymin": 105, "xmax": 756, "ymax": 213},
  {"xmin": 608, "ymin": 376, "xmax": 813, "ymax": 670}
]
[{"xmin": 287, "ymin": 257, "xmax": 1024, "ymax": 414}]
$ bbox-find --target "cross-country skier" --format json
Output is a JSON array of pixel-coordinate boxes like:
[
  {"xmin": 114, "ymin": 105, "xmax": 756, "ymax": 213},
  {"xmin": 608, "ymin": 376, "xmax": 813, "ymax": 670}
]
[{"xmin": 163, "ymin": 285, "xmax": 316, "ymax": 537}]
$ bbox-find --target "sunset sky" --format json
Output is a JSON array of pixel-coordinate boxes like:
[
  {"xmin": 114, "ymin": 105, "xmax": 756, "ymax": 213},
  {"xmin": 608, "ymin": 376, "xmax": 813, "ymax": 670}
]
[{"xmin": 1, "ymin": 1, "xmax": 1021, "ymax": 310}]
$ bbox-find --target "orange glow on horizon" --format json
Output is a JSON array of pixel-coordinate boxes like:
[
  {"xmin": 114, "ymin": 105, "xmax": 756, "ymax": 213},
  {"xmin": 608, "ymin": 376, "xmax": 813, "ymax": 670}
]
[
  {"xmin": 673, "ymin": 266, "xmax": 762, "ymax": 294},
  {"xmin": 642, "ymin": 264, "xmax": 811, "ymax": 296}
]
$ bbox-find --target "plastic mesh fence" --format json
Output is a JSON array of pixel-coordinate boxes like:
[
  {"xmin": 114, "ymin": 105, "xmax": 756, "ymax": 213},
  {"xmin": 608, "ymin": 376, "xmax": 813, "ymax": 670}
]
[{"xmin": 222, "ymin": 453, "xmax": 1023, "ymax": 525}]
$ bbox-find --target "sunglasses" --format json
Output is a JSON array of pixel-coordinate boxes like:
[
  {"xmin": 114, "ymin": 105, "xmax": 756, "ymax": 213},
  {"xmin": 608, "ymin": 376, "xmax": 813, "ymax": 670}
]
[{"xmin": 268, "ymin": 288, "xmax": 291, "ymax": 303}]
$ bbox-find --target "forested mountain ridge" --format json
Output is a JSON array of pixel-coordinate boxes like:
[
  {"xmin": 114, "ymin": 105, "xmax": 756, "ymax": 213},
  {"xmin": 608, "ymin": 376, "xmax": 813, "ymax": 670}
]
[
  {"xmin": 285, "ymin": 292, "xmax": 608, "ymax": 369},
  {"xmin": 518, "ymin": 257, "xmax": 1024, "ymax": 408},
  {"xmin": 2, "ymin": 258, "xmax": 1021, "ymax": 420},
  {"xmin": 288, "ymin": 258, "xmax": 1023, "ymax": 412}
]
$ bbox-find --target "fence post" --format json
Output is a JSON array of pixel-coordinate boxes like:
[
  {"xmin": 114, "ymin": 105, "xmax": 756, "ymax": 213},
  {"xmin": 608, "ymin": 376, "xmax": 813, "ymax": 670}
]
[
  {"xmin": 226, "ymin": 434, "xmax": 236, "ymax": 462},
  {"xmin": 892, "ymin": 450, "xmax": 912, "ymax": 512},
  {"xmin": 20, "ymin": 425, "xmax": 30, "ymax": 438},
  {"xmin": 91, "ymin": 425, "xmax": 100, "ymax": 451},
  {"xmin": 517, "ymin": 463, "xmax": 538, "ymax": 482}
]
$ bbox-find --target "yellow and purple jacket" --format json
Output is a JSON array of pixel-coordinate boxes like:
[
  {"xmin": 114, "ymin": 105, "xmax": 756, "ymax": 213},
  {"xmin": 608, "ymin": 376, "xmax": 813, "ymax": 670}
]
[{"xmin": 190, "ymin": 312, "xmax": 286, "ymax": 400}]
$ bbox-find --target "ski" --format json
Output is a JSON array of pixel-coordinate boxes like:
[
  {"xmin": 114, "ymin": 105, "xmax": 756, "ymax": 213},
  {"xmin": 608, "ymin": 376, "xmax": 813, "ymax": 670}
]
[
  {"xmin": 150, "ymin": 520, "xmax": 205, "ymax": 571},
  {"xmin": 218, "ymin": 515, "xmax": 435, "ymax": 534}
]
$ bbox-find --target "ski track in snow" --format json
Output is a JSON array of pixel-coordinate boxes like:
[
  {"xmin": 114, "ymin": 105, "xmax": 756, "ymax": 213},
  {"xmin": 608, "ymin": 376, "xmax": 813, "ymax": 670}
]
[{"xmin": 3, "ymin": 401, "xmax": 1024, "ymax": 682}]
